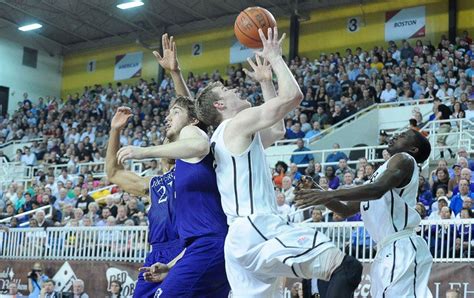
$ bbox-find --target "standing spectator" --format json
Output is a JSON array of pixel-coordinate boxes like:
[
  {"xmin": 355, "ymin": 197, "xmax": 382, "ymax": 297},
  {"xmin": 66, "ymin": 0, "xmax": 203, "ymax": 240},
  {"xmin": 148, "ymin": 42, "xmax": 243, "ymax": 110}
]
[
  {"xmin": 433, "ymin": 98, "xmax": 454, "ymax": 158},
  {"xmin": 27, "ymin": 263, "xmax": 49, "ymax": 298},
  {"xmin": 375, "ymin": 130, "xmax": 389, "ymax": 159},
  {"xmin": 325, "ymin": 143, "xmax": 348, "ymax": 163},
  {"xmin": 290, "ymin": 139, "xmax": 314, "ymax": 173}
]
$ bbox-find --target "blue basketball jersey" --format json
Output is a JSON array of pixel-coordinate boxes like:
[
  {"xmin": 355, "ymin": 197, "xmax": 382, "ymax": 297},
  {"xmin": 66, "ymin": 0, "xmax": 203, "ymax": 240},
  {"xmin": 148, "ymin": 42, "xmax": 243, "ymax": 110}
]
[
  {"xmin": 175, "ymin": 153, "xmax": 228, "ymax": 242},
  {"xmin": 148, "ymin": 168, "xmax": 179, "ymax": 245}
]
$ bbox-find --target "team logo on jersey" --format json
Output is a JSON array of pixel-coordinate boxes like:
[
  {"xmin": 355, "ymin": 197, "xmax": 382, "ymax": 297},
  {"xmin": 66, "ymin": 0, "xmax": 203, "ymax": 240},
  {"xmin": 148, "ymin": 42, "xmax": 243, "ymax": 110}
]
[{"xmin": 297, "ymin": 236, "xmax": 309, "ymax": 245}]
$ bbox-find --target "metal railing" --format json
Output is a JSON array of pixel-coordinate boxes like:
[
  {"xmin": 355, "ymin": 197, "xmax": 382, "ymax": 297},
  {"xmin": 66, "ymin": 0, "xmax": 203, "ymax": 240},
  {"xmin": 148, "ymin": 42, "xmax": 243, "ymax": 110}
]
[
  {"xmin": 0, "ymin": 226, "xmax": 148, "ymax": 263},
  {"xmin": 0, "ymin": 205, "xmax": 53, "ymax": 227},
  {"xmin": 275, "ymin": 98, "xmax": 436, "ymax": 146},
  {"xmin": 0, "ymin": 219, "xmax": 472, "ymax": 263}
]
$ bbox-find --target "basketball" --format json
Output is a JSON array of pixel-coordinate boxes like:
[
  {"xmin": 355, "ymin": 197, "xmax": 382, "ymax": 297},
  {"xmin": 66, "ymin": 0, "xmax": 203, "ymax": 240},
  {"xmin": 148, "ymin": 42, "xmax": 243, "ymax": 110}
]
[{"xmin": 234, "ymin": 7, "xmax": 277, "ymax": 49}]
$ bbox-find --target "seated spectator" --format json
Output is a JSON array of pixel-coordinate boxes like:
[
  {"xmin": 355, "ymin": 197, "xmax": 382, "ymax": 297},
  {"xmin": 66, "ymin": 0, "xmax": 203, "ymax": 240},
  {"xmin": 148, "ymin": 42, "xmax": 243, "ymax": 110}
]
[
  {"xmin": 35, "ymin": 210, "xmax": 53, "ymax": 228},
  {"xmin": 304, "ymin": 121, "xmax": 321, "ymax": 140},
  {"xmin": 415, "ymin": 203, "xmax": 427, "ymax": 220},
  {"xmin": 380, "ymin": 82, "xmax": 397, "ymax": 102},
  {"xmin": 272, "ymin": 161, "xmax": 288, "ymax": 189},
  {"xmin": 75, "ymin": 188, "xmax": 95, "ymax": 212},
  {"xmin": 310, "ymin": 209, "xmax": 323, "ymax": 223},
  {"xmin": 448, "ymin": 164, "xmax": 463, "ymax": 194},
  {"xmin": 325, "ymin": 143, "xmax": 347, "ymax": 163},
  {"xmin": 107, "ymin": 280, "xmax": 123, "ymax": 298},
  {"xmin": 450, "ymin": 179, "xmax": 474, "ymax": 215},
  {"xmin": 276, "ymin": 193, "xmax": 291, "ymax": 217},
  {"xmin": 428, "ymin": 196, "xmax": 451, "ymax": 220},
  {"xmin": 281, "ymin": 176, "xmax": 295, "ymax": 206},
  {"xmin": 338, "ymin": 172, "xmax": 355, "ymax": 189},
  {"xmin": 285, "ymin": 122, "xmax": 305, "ymax": 139},
  {"xmin": 429, "ymin": 167, "xmax": 451, "ymax": 197},
  {"xmin": 8, "ymin": 282, "xmax": 25, "ymax": 297},
  {"xmin": 115, "ymin": 205, "xmax": 130, "ymax": 225},
  {"xmin": 20, "ymin": 146, "xmax": 37, "ymax": 166},
  {"xmin": 96, "ymin": 207, "xmax": 112, "ymax": 227},
  {"xmin": 324, "ymin": 166, "xmax": 340, "ymax": 190},
  {"xmin": 456, "ymin": 147, "xmax": 474, "ymax": 171},
  {"xmin": 453, "ymin": 168, "xmax": 474, "ymax": 195},
  {"xmin": 39, "ymin": 279, "xmax": 58, "ymax": 298},
  {"xmin": 289, "ymin": 163, "xmax": 303, "ymax": 183},
  {"xmin": 455, "ymin": 208, "xmax": 474, "ymax": 258},
  {"xmin": 290, "ymin": 139, "xmax": 314, "ymax": 173},
  {"xmin": 335, "ymin": 158, "xmax": 355, "ymax": 181},
  {"xmin": 310, "ymin": 106, "xmax": 330, "ymax": 127},
  {"xmin": 72, "ymin": 279, "xmax": 89, "ymax": 298},
  {"xmin": 427, "ymin": 206, "xmax": 456, "ymax": 258},
  {"xmin": 417, "ymin": 176, "xmax": 433, "ymax": 214}
]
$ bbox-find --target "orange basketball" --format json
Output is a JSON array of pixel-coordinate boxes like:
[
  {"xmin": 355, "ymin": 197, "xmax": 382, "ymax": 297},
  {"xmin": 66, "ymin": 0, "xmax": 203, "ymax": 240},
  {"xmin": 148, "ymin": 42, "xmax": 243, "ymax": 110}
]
[{"xmin": 234, "ymin": 7, "xmax": 277, "ymax": 49}]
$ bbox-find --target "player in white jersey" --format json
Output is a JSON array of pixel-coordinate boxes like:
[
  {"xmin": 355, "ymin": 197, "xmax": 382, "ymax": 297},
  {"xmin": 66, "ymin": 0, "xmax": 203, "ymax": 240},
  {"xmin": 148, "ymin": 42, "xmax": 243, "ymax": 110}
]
[
  {"xmin": 295, "ymin": 129, "xmax": 433, "ymax": 298},
  {"xmin": 195, "ymin": 27, "xmax": 362, "ymax": 298}
]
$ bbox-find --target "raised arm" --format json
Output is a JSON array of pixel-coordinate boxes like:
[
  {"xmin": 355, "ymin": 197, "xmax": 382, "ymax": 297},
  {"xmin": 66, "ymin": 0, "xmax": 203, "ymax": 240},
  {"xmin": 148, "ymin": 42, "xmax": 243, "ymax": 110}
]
[
  {"xmin": 105, "ymin": 107, "xmax": 151, "ymax": 197},
  {"xmin": 153, "ymin": 34, "xmax": 191, "ymax": 98},
  {"xmin": 227, "ymin": 27, "xmax": 303, "ymax": 138},
  {"xmin": 243, "ymin": 55, "xmax": 285, "ymax": 148},
  {"xmin": 295, "ymin": 153, "xmax": 414, "ymax": 208},
  {"xmin": 116, "ymin": 125, "xmax": 209, "ymax": 163}
]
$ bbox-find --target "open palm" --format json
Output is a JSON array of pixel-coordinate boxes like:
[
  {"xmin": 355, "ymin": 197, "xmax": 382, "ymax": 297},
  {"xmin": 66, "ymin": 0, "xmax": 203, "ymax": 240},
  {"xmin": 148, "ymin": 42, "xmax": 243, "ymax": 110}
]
[
  {"xmin": 243, "ymin": 55, "xmax": 272, "ymax": 83},
  {"xmin": 153, "ymin": 33, "xmax": 179, "ymax": 71}
]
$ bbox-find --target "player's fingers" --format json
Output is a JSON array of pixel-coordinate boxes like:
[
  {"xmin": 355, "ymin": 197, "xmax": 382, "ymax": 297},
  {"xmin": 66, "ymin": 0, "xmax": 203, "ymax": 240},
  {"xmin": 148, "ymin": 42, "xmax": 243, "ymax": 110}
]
[
  {"xmin": 139, "ymin": 267, "xmax": 150, "ymax": 272},
  {"xmin": 267, "ymin": 27, "xmax": 273, "ymax": 43},
  {"xmin": 257, "ymin": 29, "xmax": 266, "ymax": 42},
  {"xmin": 246, "ymin": 57, "xmax": 257, "ymax": 70},
  {"xmin": 163, "ymin": 33, "xmax": 169, "ymax": 49},
  {"xmin": 169, "ymin": 36, "xmax": 174, "ymax": 50},
  {"xmin": 278, "ymin": 33, "xmax": 286, "ymax": 44},
  {"xmin": 153, "ymin": 51, "xmax": 163, "ymax": 61},
  {"xmin": 255, "ymin": 54, "xmax": 263, "ymax": 66},
  {"xmin": 172, "ymin": 41, "xmax": 177, "ymax": 56},
  {"xmin": 273, "ymin": 27, "xmax": 278, "ymax": 42},
  {"xmin": 242, "ymin": 68, "xmax": 253, "ymax": 78}
]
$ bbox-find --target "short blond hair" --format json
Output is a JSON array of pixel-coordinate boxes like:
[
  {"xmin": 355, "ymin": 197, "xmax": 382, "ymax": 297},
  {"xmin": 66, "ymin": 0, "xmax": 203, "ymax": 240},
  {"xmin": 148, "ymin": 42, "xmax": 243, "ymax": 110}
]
[{"xmin": 195, "ymin": 82, "xmax": 223, "ymax": 127}]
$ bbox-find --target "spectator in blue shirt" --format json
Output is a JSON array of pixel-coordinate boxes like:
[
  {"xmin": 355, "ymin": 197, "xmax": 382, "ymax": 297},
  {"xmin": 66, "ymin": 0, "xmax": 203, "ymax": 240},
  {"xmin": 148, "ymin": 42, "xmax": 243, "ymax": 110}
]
[
  {"xmin": 450, "ymin": 179, "xmax": 474, "ymax": 215},
  {"xmin": 290, "ymin": 139, "xmax": 314, "ymax": 172},
  {"xmin": 285, "ymin": 122, "xmax": 305, "ymax": 139},
  {"xmin": 325, "ymin": 76, "xmax": 342, "ymax": 101},
  {"xmin": 417, "ymin": 176, "xmax": 433, "ymax": 215},
  {"xmin": 304, "ymin": 122, "xmax": 321, "ymax": 140},
  {"xmin": 466, "ymin": 60, "xmax": 474, "ymax": 80},
  {"xmin": 325, "ymin": 143, "xmax": 348, "ymax": 163}
]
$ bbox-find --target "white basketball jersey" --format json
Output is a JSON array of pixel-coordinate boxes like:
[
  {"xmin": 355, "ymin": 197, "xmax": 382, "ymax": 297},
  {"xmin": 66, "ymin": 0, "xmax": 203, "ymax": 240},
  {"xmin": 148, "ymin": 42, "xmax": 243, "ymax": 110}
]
[
  {"xmin": 360, "ymin": 153, "xmax": 421, "ymax": 243},
  {"xmin": 211, "ymin": 119, "xmax": 278, "ymax": 224}
]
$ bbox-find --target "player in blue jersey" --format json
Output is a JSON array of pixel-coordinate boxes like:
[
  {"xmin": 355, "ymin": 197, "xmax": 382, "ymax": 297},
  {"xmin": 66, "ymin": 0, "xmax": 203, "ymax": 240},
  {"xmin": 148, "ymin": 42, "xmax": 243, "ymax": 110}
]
[
  {"xmin": 116, "ymin": 96, "xmax": 230, "ymax": 297},
  {"xmin": 106, "ymin": 107, "xmax": 184, "ymax": 298}
]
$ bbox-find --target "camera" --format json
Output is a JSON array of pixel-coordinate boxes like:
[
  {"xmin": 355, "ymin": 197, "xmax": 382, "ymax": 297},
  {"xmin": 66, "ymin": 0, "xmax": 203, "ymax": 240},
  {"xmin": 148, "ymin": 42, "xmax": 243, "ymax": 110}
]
[{"xmin": 28, "ymin": 269, "xmax": 39, "ymax": 279}]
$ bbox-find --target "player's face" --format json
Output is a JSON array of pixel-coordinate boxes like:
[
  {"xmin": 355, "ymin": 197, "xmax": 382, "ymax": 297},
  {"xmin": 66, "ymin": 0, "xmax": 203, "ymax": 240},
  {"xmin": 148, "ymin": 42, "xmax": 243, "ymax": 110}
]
[
  {"xmin": 387, "ymin": 130, "xmax": 416, "ymax": 156},
  {"xmin": 214, "ymin": 86, "xmax": 251, "ymax": 112},
  {"xmin": 165, "ymin": 104, "xmax": 193, "ymax": 141}
]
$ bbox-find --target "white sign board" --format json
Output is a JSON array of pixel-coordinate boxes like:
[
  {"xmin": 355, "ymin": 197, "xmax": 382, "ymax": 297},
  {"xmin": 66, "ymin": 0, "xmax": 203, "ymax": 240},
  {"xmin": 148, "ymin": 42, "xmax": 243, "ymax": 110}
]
[{"xmin": 385, "ymin": 6, "xmax": 425, "ymax": 41}]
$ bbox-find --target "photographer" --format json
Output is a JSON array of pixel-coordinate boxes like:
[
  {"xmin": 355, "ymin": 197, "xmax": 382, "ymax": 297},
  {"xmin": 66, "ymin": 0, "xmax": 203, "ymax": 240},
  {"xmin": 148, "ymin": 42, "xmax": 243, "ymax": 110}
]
[{"xmin": 27, "ymin": 262, "xmax": 49, "ymax": 297}]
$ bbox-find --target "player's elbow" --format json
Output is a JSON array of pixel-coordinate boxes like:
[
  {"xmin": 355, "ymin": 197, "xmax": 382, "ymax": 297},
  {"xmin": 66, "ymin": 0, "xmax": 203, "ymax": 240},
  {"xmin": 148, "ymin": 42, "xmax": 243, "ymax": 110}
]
[{"xmin": 194, "ymin": 139, "xmax": 210, "ymax": 157}]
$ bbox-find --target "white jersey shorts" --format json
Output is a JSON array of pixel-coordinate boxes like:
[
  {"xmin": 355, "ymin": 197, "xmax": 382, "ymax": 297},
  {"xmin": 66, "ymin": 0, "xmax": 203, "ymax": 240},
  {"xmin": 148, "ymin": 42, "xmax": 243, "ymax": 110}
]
[
  {"xmin": 371, "ymin": 235, "xmax": 433, "ymax": 298},
  {"xmin": 225, "ymin": 214, "xmax": 342, "ymax": 298}
]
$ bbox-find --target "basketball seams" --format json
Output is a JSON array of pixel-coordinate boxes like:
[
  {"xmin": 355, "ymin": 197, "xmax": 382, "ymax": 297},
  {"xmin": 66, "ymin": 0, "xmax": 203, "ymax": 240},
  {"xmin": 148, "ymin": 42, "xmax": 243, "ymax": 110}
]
[
  {"xmin": 234, "ymin": 7, "xmax": 275, "ymax": 48},
  {"xmin": 235, "ymin": 22, "xmax": 262, "ymax": 45}
]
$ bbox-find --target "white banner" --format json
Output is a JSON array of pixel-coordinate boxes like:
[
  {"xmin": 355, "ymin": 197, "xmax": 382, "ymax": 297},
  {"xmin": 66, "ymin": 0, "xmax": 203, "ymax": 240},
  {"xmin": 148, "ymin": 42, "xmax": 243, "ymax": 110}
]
[
  {"xmin": 229, "ymin": 39, "xmax": 255, "ymax": 64},
  {"xmin": 384, "ymin": 6, "xmax": 425, "ymax": 41},
  {"xmin": 114, "ymin": 51, "xmax": 143, "ymax": 81}
]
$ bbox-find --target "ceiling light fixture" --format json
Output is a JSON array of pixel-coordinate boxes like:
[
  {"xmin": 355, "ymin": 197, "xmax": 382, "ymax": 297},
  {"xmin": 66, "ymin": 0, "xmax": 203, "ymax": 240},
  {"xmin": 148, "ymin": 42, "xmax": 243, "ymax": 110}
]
[
  {"xmin": 117, "ymin": 0, "xmax": 144, "ymax": 10},
  {"xmin": 18, "ymin": 23, "xmax": 42, "ymax": 31}
]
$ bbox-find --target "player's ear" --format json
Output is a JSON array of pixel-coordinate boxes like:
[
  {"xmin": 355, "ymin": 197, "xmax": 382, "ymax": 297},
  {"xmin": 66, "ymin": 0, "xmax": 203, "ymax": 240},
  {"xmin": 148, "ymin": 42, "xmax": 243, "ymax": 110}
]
[{"xmin": 409, "ymin": 147, "xmax": 419, "ymax": 156}]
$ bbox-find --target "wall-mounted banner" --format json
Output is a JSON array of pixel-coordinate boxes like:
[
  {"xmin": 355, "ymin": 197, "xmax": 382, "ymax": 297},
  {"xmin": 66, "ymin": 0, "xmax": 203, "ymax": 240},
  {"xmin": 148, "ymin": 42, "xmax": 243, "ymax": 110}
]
[
  {"xmin": 385, "ymin": 6, "xmax": 425, "ymax": 41},
  {"xmin": 229, "ymin": 39, "xmax": 255, "ymax": 64},
  {"xmin": 114, "ymin": 51, "xmax": 143, "ymax": 81}
]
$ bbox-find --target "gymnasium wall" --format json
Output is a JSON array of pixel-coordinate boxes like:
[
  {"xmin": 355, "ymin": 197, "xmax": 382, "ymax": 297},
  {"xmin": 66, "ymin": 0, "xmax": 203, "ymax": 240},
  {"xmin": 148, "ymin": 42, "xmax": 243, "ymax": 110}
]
[
  {"xmin": 298, "ymin": 0, "xmax": 449, "ymax": 59},
  {"xmin": 0, "ymin": 32, "xmax": 63, "ymax": 114},
  {"xmin": 60, "ymin": 19, "xmax": 290, "ymax": 97},
  {"xmin": 61, "ymin": 43, "xmax": 157, "ymax": 97},
  {"xmin": 458, "ymin": 0, "xmax": 474, "ymax": 34}
]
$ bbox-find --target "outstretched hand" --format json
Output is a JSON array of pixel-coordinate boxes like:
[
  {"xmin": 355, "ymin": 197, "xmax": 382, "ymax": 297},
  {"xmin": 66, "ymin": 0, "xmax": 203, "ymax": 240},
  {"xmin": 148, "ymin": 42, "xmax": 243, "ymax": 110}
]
[
  {"xmin": 111, "ymin": 107, "xmax": 132, "ymax": 130},
  {"xmin": 243, "ymin": 54, "xmax": 272, "ymax": 83},
  {"xmin": 294, "ymin": 189, "xmax": 333, "ymax": 209},
  {"xmin": 256, "ymin": 27, "xmax": 285, "ymax": 62},
  {"xmin": 139, "ymin": 262, "xmax": 170, "ymax": 283},
  {"xmin": 153, "ymin": 33, "xmax": 179, "ymax": 72}
]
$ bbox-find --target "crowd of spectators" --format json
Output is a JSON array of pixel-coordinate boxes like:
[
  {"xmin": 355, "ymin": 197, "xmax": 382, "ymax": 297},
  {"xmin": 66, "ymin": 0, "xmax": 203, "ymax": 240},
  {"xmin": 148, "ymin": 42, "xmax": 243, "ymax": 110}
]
[{"xmin": 0, "ymin": 32, "xmax": 472, "ymax": 260}]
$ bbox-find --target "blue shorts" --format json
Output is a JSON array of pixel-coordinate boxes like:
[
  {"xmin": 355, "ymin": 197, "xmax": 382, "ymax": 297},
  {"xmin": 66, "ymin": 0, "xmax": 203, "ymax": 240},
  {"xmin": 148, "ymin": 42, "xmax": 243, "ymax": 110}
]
[
  {"xmin": 134, "ymin": 240, "xmax": 184, "ymax": 298},
  {"xmin": 155, "ymin": 236, "xmax": 230, "ymax": 298}
]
